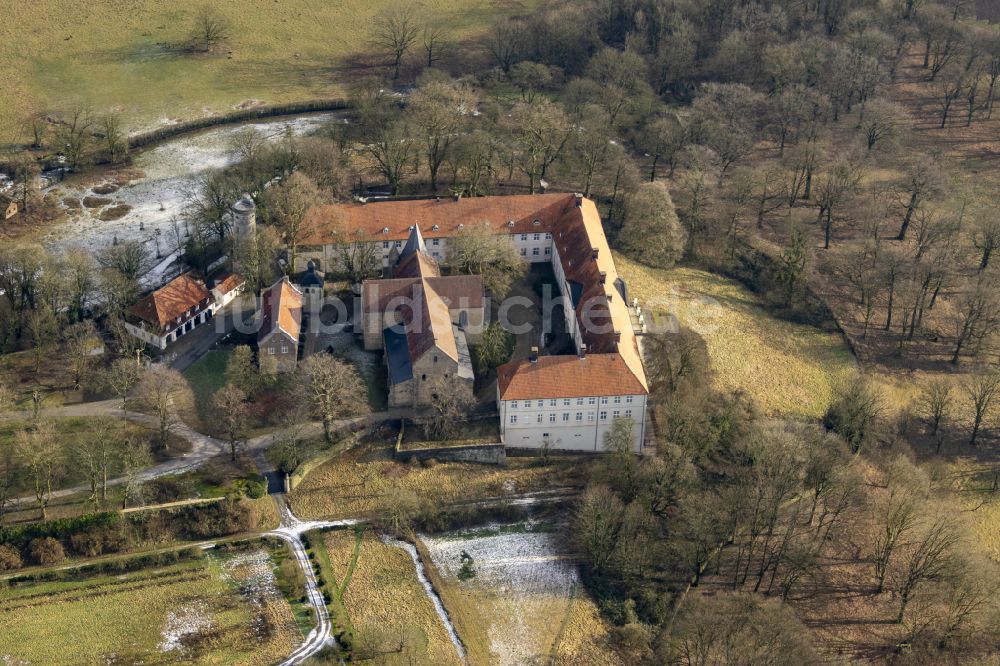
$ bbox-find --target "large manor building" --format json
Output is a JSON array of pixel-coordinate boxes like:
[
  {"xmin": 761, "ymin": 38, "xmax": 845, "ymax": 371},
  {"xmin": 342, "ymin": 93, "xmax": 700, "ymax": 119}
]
[{"xmin": 301, "ymin": 193, "xmax": 649, "ymax": 453}]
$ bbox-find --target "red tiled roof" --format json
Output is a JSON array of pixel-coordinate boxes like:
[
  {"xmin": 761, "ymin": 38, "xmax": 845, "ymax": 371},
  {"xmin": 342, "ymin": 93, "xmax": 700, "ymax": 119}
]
[
  {"xmin": 212, "ymin": 271, "xmax": 245, "ymax": 295},
  {"xmin": 318, "ymin": 193, "xmax": 648, "ymax": 397},
  {"xmin": 127, "ymin": 273, "xmax": 210, "ymax": 332},
  {"xmin": 362, "ymin": 276, "xmax": 485, "ymax": 312},
  {"xmin": 497, "ymin": 354, "xmax": 647, "ymax": 400},
  {"xmin": 302, "ymin": 193, "xmax": 575, "ymax": 244},
  {"xmin": 259, "ymin": 278, "xmax": 303, "ymax": 343}
]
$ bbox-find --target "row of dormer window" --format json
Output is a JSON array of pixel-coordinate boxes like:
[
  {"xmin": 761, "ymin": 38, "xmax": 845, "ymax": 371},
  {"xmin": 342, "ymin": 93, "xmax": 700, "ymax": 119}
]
[{"xmin": 509, "ymin": 396, "xmax": 634, "ymax": 409}]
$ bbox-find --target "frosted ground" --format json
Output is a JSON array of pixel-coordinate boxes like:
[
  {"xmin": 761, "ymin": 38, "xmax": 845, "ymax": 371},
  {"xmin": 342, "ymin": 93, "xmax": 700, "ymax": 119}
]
[
  {"xmin": 43, "ymin": 113, "xmax": 337, "ymax": 272},
  {"xmin": 422, "ymin": 525, "xmax": 579, "ymax": 666}
]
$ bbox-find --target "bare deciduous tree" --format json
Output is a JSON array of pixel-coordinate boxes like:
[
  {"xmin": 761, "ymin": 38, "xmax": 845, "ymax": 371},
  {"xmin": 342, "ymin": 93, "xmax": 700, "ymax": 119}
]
[
  {"xmin": 301, "ymin": 354, "xmax": 367, "ymax": 443},
  {"xmin": 963, "ymin": 368, "xmax": 1000, "ymax": 446},
  {"xmin": 213, "ymin": 384, "xmax": 250, "ymax": 461},
  {"xmin": 15, "ymin": 421, "xmax": 62, "ymax": 520},
  {"xmin": 371, "ymin": 8, "xmax": 419, "ymax": 80},
  {"xmin": 190, "ymin": 6, "xmax": 230, "ymax": 52}
]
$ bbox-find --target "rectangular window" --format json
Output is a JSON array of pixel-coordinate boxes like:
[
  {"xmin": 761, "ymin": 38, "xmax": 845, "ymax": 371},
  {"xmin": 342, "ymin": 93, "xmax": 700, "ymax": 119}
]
[
  {"xmin": 614, "ymin": 396, "xmax": 621, "ymax": 404},
  {"xmin": 520, "ymin": 248, "xmax": 527, "ymax": 256},
  {"xmin": 613, "ymin": 410, "xmax": 621, "ymax": 418},
  {"xmin": 576, "ymin": 398, "xmax": 584, "ymax": 405},
  {"xmin": 432, "ymin": 239, "xmax": 440, "ymax": 246},
  {"xmin": 625, "ymin": 410, "xmax": 632, "ymax": 418},
  {"xmin": 280, "ymin": 345, "xmax": 288, "ymax": 354},
  {"xmin": 601, "ymin": 397, "xmax": 608, "ymax": 404},
  {"xmin": 510, "ymin": 415, "xmax": 517, "ymax": 424},
  {"xmin": 533, "ymin": 233, "xmax": 540, "ymax": 241},
  {"xmin": 267, "ymin": 347, "xmax": 275, "ymax": 355},
  {"xmin": 545, "ymin": 233, "xmax": 552, "ymax": 239},
  {"xmin": 575, "ymin": 412, "xmax": 583, "ymax": 421},
  {"xmin": 563, "ymin": 398, "xmax": 570, "ymax": 406},
  {"xmin": 600, "ymin": 411, "xmax": 608, "ymax": 420},
  {"xmin": 532, "ymin": 248, "xmax": 539, "ymax": 256},
  {"xmin": 524, "ymin": 400, "xmax": 531, "ymax": 408},
  {"xmin": 588, "ymin": 412, "xmax": 595, "ymax": 421},
  {"xmin": 520, "ymin": 234, "xmax": 527, "ymax": 241},
  {"xmin": 395, "ymin": 240, "xmax": 402, "ymax": 247},
  {"xmin": 544, "ymin": 247, "xmax": 551, "ymax": 255},
  {"xmin": 383, "ymin": 241, "xmax": 389, "ymax": 248},
  {"xmin": 626, "ymin": 395, "xmax": 634, "ymax": 403},
  {"xmin": 511, "ymin": 401, "xmax": 518, "ymax": 409},
  {"xmin": 537, "ymin": 414, "xmax": 543, "ymax": 423},
  {"xmin": 562, "ymin": 413, "xmax": 569, "ymax": 422},
  {"xmin": 549, "ymin": 413, "xmax": 556, "ymax": 422},
  {"xmin": 588, "ymin": 397, "xmax": 596, "ymax": 405}
]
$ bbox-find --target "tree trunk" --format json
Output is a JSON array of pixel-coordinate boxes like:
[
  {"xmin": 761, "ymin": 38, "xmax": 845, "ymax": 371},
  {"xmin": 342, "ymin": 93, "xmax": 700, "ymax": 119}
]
[
  {"xmin": 649, "ymin": 155, "xmax": 659, "ymax": 182},
  {"xmin": 898, "ymin": 193, "xmax": 918, "ymax": 240}
]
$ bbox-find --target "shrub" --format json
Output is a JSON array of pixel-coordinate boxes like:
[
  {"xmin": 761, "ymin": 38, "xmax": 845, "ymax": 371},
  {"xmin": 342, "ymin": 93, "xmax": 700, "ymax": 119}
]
[
  {"xmin": 70, "ymin": 530, "xmax": 105, "ymax": 558},
  {"xmin": 29, "ymin": 537, "xmax": 66, "ymax": 566},
  {"xmin": 0, "ymin": 545, "xmax": 23, "ymax": 571}
]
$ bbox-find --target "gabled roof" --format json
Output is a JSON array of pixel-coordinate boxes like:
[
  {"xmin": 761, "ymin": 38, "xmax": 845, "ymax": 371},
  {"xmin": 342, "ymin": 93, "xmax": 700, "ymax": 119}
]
[
  {"xmin": 127, "ymin": 273, "xmax": 210, "ymax": 332},
  {"xmin": 324, "ymin": 193, "xmax": 647, "ymax": 397},
  {"xmin": 552, "ymin": 198, "xmax": 647, "ymax": 393},
  {"xmin": 302, "ymin": 193, "xmax": 574, "ymax": 244},
  {"xmin": 362, "ymin": 276, "xmax": 485, "ymax": 312},
  {"xmin": 211, "ymin": 271, "xmax": 245, "ymax": 295},
  {"xmin": 497, "ymin": 354, "xmax": 647, "ymax": 400},
  {"xmin": 259, "ymin": 278, "xmax": 303, "ymax": 343}
]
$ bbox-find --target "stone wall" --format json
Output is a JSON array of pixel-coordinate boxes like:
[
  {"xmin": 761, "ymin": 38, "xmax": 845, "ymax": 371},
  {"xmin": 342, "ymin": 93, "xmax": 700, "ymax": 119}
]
[{"xmin": 396, "ymin": 442, "xmax": 506, "ymax": 465}]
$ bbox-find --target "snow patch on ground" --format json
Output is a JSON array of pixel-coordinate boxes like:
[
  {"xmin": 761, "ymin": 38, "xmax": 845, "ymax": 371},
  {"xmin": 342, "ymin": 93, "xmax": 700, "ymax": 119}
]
[
  {"xmin": 158, "ymin": 600, "xmax": 214, "ymax": 652},
  {"xmin": 220, "ymin": 549, "xmax": 283, "ymax": 639},
  {"xmin": 44, "ymin": 114, "xmax": 336, "ymax": 263},
  {"xmin": 422, "ymin": 527, "xmax": 578, "ymax": 666}
]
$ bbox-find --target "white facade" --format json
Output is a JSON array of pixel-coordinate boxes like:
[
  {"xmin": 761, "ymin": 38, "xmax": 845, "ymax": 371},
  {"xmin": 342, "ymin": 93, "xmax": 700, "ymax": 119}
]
[
  {"xmin": 124, "ymin": 309, "xmax": 211, "ymax": 351},
  {"xmin": 498, "ymin": 393, "xmax": 647, "ymax": 453},
  {"xmin": 301, "ymin": 230, "xmax": 554, "ymax": 273}
]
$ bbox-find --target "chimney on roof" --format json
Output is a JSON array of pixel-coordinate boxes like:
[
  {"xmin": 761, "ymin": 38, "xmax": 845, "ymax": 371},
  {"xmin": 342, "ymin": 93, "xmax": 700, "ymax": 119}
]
[
  {"xmin": 574, "ymin": 193, "xmax": 583, "ymax": 207},
  {"xmin": 591, "ymin": 247, "xmax": 599, "ymax": 261},
  {"xmin": 578, "ymin": 343, "xmax": 587, "ymax": 359},
  {"xmin": 599, "ymin": 271, "xmax": 607, "ymax": 285},
  {"xmin": 529, "ymin": 346, "xmax": 539, "ymax": 363}
]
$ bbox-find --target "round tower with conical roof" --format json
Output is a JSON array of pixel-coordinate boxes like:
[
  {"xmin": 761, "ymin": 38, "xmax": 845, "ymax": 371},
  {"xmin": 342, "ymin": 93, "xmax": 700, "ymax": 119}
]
[{"xmin": 231, "ymin": 194, "xmax": 256, "ymax": 239}]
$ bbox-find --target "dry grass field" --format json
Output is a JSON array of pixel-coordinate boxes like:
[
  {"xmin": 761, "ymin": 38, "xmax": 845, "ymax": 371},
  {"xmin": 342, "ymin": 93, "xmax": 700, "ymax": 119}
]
[
  {"xmin": 0, "ymin": 549, "xmax": 299, "ymax": 665},
  {"xmin": 286, "ymin": 440, "xmax": 585, "ymax": 520},
  {"xmin": 616, "ymin": 253, "xmax": 858, "ymax": 418},
  {"xmin": 0, "ymin": 0, "xmax": 531, "ymax": 143},
  {"xmin": 324, "ymin": 530, "xmax": 462, "ymax": 665}
]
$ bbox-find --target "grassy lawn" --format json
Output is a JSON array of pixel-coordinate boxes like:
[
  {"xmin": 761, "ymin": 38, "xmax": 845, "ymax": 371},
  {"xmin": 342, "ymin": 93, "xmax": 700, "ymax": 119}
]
[
  {"xmin": 1, "ymin": 1, "xmax": 531, "ymax": 143},
  {"xmin": 325, "ymin": 530, "xmax": 463, "ymax": 665},
  {"xmin": 182, "ymin": 349, "xmax": 231, "ymax": 417},
  {"xmin": 287, "ymin": 441, "xmax": 586, "ymax": 521},
  {"xmin": 0, "ymin": 548, "xmax": 299, "ymax": 665},
  {"xmin": 615, "ymin": 254, "xmax": 859, "ymax": 419},
  {"xmin": 0, "ymin": 350, "xmax": 104, "ymax": 409}
]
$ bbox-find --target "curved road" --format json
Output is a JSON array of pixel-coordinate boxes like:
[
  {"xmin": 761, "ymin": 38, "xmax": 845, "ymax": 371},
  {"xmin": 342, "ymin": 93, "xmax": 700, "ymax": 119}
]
[{"xmin": 269, "ymin": 495, "xmax": 359, "ymax": 664}]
